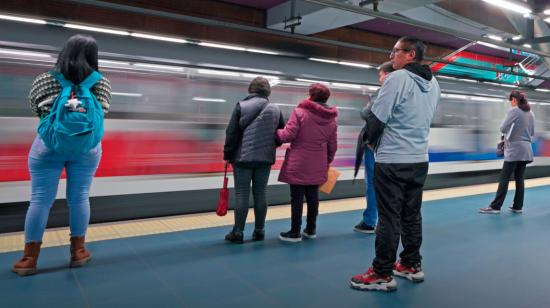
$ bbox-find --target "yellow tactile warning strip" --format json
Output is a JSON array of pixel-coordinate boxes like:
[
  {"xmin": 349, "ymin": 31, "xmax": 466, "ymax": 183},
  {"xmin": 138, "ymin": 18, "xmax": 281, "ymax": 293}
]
[{"xmin": 1, "ymin": 177, "xmax": 550, "ymax": 253}]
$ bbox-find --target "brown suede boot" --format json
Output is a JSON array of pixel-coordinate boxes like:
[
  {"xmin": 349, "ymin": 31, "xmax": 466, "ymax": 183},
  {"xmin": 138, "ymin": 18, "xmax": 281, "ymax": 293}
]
[
  {"xmin": 70, "ymin": 236, "xmax": 91, "ymax": 268},
  {"xmin": 12, "ymin": 242, "xmax": 42, "ymax": 276}
]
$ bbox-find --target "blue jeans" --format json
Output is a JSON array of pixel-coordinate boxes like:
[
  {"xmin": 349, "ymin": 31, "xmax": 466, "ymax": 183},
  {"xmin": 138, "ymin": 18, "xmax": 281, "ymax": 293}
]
[
  {"xmin": 24, "ymin": 136, "xmax": 101, "ymax": 243},
  {"xmin": 362, "ymin": 148, "xmax": 377, "ymax": 227}
]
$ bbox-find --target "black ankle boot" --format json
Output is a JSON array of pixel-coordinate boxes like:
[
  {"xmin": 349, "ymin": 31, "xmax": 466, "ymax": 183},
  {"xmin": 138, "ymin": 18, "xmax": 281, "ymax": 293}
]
[
  {"xmin": 252, "ymin": 229, "xmax": 265, "ymax": 241},
  {"xmin": 225, "ymin": 230, "xmax": 244, "ymax": 244}
]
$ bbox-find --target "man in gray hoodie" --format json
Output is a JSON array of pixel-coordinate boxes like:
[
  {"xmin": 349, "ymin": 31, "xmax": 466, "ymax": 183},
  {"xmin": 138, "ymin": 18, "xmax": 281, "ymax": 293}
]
[{"xmin": 351, "ymin": 37, "xmax": 440, "ymax": 292}]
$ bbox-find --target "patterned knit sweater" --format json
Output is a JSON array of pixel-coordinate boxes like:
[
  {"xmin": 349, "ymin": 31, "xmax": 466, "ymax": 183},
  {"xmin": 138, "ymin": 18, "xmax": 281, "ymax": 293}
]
[{"xmin": 29, "ymin": 72, "xmax": 112, "ymax": 118}]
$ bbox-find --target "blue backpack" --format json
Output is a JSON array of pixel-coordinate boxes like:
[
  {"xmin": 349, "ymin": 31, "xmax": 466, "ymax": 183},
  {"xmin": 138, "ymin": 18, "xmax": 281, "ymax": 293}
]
[{"xmin": 38, "ymin": 70, "xmax": 104, "ymax": 155}]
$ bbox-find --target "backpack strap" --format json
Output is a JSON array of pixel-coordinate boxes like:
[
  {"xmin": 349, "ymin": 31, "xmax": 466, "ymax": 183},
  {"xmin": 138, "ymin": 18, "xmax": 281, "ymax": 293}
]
[{"xmin": 78, "ymin": 71, "xmax": 102, "ymax": 89}]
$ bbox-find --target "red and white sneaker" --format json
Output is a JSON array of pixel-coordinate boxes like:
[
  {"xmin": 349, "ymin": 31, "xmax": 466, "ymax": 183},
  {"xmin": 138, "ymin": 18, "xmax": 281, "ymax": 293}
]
[
  {"xmin": 393, "ymin": 261, "xmax": 424, "ymax": 282},
  {"xmin": 350, "ymin": 268, "xmax": 397, "ymax": 292}
]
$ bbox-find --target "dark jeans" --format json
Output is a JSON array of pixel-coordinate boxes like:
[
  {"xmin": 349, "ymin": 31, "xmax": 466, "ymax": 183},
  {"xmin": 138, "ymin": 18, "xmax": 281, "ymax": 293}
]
[
  {"xmin": 232, "ymin": 164, "xmax": 271, "ymax": 232},
  {"xmin": 490, "ymin": 161, "xmax": 528, "ymax": 210},
  {"xmin": 372, "ymin": 162, "xmax": 429, "ymax": 277},
  {"xmin": 290, "ymin": 185, "xmax": 319, "ymax": 233}
]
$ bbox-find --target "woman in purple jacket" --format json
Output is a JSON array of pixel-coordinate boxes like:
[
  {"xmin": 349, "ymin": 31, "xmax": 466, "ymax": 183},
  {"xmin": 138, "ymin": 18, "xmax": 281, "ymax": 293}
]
[{"xmin": 276, "ymin": 83, "xmax": 338, "ymax": 242}]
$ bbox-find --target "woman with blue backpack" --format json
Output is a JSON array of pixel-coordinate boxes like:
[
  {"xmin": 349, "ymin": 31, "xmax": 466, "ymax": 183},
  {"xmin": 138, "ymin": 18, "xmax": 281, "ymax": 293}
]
[{"xmin": 12, "ymin": 34, "xmax": 111, "ymax": 276}]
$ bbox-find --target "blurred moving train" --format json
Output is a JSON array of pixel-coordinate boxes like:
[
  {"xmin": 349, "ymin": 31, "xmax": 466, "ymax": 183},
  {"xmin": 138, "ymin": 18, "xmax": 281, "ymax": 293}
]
[{"xmin": 1, "ymin": 38, "xmax": 550, "ymax": 232}]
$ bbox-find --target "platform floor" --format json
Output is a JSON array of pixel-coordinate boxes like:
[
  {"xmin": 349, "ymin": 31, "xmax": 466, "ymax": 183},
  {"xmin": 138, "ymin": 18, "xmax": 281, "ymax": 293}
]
[{"xmin": 1, "ymin": 180, "xmax": 550, "ymax": 307}]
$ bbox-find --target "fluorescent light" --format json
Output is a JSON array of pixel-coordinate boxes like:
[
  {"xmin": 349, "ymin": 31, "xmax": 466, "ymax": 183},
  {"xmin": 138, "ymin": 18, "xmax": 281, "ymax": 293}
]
[
  {"xmin": 331, "ymin": 82, "xmax": 362, "ymax": 89},
  {"xmin": 339, "ymin": 61, "xmax": 372, "ymax": 69},
  {"xmin": 487, "ymin": 35, "xmax": 503, "ymax": 41},
  {"xmin": 0, "ymin": 14, "xmax": 47, "ymax": 24},
  {"xmin": 476, "ymin": 41, "xmax": 508, "ymax": 51},
  {"xmin": 99, "ymin": 59, "xmax": 130, "ymax": 66},
  {"xmin": 523, "ymin": 44, "xmax": 532, "ymax": 48},
  {"xmin": 470, "ymin": 96, "xmax": 503, "ymax": 102},
  {"xmin": 246, "ymin": 48, "xmax": 279, "ymax": 55},
  {"xmin": 545, "ymin": 9, "xmax": 550, "ymax": 15},
  {"xmin": 368, "ymin": 86, "xmax": 380, "ymax": 91},
  {"xmin": 458, "ymin": 78, "xmax": 478, "ymax": 83},
  {"xmin": 437, "ymin": 76, "xmax": 457, "ymax": 80},
  {"xmin": 295, "ymin": 78, "xmax": 330, "ymax": 84},
  {"xmin": 545, "ymin": 17, "xmax": 550, "ymax": 23},
  {"xmin": 240, "ymin": 73, "xmax": 279, "ymax": 80},
  {"xmin": 269, "ymin": 80, "xmax": 280, "ymax": 87},
  {"xmin": 64, "ymin": 24, "xmax": 130, "ymax": 36},
  {"xmin": 197, "ymin": 69, "xmax": 240, "ymax": 77},
  {"xmin": 308, "ymin": 58, "xmax": 338, "ymax": 64},
  {"xmin": 112, "ymin": 92, "xmax": 143, "ymax": 97},
  {"xmin": 512, "ymin": 35, "xmax": 522, "ymax": 40},
  {"xmin": 535, "ymin": 88, "xmax": 550, "ymax": 92},
  {"xmin": 538, "ymin": 102, "xmax": 550, "ymax": 106},
  {"xmin": 441, "ymin": 94, "xmax": 468, "ymax": 100},
  {"xmin": 131, "ymin": 33, "xmax": 187, "ymax": 43},
  {"xmin": 0, "ymin": 49, "xmax": 52, "ymax": 58},
  {"xmin": 133, "ymin": 63, "xmax": 184, "ymax": 71},
  {"xmin": 192, "ymin": 97, "xmax": 226, "ymax": 103},
  {"xmin": 482, "ymin": 0, "xmax": 531, "ymax": 14},
  {"xmin": 198, "ymin": 42, "xmax": 246, "ymax": 51},
  {"xmin": 336, "ymin": 106, "xmax": 358, "ymax": 110}
]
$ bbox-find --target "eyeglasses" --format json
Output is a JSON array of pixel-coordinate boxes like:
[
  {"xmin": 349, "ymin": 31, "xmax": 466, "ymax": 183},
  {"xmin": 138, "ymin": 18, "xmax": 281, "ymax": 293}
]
[{"xmin": 390, "ymin": 48, "xmax": 411, "ymax": 55}]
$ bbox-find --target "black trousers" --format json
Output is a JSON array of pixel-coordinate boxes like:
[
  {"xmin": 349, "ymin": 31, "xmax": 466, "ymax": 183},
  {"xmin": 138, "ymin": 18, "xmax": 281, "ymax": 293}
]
[
  {"xmin": 372, "ymin": 162, "xmax": 429, "ymax": 277},
  {"xmin": 290, "ymin": 185, "xmax": 319, "ymax": 233},
  {"xmin": 490, "ymin": 161, "xmax": 528, "ymax": 210}
]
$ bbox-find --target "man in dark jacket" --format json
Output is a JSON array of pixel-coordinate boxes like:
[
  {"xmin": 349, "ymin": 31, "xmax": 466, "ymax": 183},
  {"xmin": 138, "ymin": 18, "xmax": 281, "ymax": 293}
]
[
  {"xmin": 354, "ymin": 61, "xmax": 395, "ymax": 234},
  {"xmin": 223, "ymin": 77, "xmax": 284, "ymax": 243},
  {"xmin": 351, "ymin": 37, "xmax": 440, "ymax": 292}
]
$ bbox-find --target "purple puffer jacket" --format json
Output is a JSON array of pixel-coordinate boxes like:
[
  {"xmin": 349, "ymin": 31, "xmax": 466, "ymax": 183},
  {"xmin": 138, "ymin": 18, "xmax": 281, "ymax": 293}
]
[{"xmin": 276, "ymin": 99, "xmax": 338, "ymax": 185}]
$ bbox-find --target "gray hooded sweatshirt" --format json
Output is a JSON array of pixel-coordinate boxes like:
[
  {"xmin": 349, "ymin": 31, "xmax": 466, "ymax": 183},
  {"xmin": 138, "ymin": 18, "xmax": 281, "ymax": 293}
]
[{"xmin": 370, "ymin": 67, "xmax": 440, "ymax": 163}]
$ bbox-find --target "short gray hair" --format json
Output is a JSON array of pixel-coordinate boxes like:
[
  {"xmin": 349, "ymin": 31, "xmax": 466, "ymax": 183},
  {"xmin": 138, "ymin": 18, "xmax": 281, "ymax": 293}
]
[{"xmin": 248, "ymin": 77, "xmax": 271, "ymax": 97}]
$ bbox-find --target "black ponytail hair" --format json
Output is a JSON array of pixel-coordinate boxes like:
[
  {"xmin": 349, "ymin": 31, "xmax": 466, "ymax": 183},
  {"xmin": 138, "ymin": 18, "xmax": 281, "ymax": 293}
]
[
  {"xmin": 55, "ymin": 34, "xmax": 99, "ymax": 84},
  {"xmin": 509, "ymin": 90, "xmax": 530, "ymax": 112}
]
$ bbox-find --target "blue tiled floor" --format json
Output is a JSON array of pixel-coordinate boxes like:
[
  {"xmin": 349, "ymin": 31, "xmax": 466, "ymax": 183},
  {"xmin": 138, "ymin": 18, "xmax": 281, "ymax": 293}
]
[{"xmin": 2, "ymin": 186, "xmax": 550, "ymax": 307}]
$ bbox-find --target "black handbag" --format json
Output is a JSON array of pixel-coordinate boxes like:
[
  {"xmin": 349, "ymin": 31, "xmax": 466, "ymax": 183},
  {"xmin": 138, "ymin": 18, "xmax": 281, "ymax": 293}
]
[{"xmin": 496, "ymin": 140, "xmax": 504, "ymax": 157}]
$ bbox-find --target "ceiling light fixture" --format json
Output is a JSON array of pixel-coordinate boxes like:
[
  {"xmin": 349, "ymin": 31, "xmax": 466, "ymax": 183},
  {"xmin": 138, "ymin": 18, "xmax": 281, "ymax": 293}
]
[
  {"xmin": 0, "ymin": 14, "xmax": 46, "ymax": 24},
  {"xmin": 339, "ymin": 61, "xmax": 372, "ymax": 69},
  {"xmin": 131, "ymin": 33, "xmax": 188, "ymax": 43},
  {"xmin": 133, "ymin": 63, "xmax": 184, "ymax": 71},
  {"xmin": 481, "ymin": 0, "xmax": 532, "ymax": 15},
  {"xmin": 246, "ymin": 49, "xmax": 279, "ymax": 55},
  {"xmin": 308, "ymin": 58, "xmax": 338, "ymax": 64},
  {"xmin": 295, "ymin": 78, "xmax": 330, "ymax": 84},
  {"xmin": 198, "ymin": 42, "xmax": 246, "ymax": 51},
  {"xmin": 331, "ymin": 82, "xmax": 362, "ymax": 89},
  {"xmin": 192, "ymin": 97, "xmax": 227, "ymax": 103},
  {"xmin": 112, "ymin": 92, "xmax": 143, "ymax": 97},
  {"xmin": 64, "ymin": 23, "xmax": 130, "ymax": 35},
  {"xmin": 0, "ymin": 49, "xmax": 52, "ymax": 58},
  {"xmin": 197, "ymin": 69, "xmax": 240, "ymax": 77}
]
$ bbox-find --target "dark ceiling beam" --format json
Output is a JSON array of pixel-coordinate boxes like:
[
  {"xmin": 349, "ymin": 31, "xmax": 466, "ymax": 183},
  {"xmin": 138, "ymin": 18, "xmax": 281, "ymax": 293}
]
[{"xmin": 303, "ymin": 0, "xmax": 550, "ymax": 58}]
